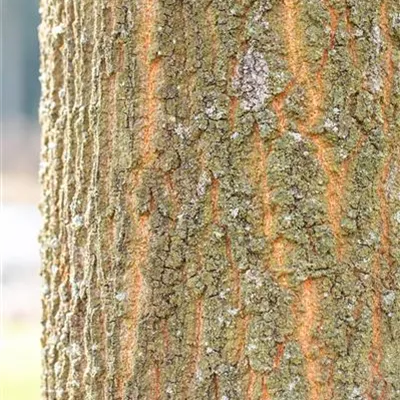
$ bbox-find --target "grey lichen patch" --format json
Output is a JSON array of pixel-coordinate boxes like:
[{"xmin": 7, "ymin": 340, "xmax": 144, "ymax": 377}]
[
  {"xmin": 233, "ymin": 47, "xmax": 271, "ymax": 112},
  {"xmin": 71, "ymin": 214, "xmax": 84, "ymax": 230}
]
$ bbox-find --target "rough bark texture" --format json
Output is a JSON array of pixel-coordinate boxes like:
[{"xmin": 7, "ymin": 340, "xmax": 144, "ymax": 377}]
[{"xmin": 39, "ymin": 0, "xmax": 400, "ymax": 399}]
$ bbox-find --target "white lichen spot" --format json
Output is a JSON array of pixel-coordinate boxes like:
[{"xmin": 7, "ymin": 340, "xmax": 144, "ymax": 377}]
[
  {"xmin": 52, "ymin": 24, "xmax": 65, "ymax": 36},
  {"xmin": 49, "ymin": 237, "xmax": 59, "ymax": 249},
  {"xmin": 231, "ymin": 132, "xmax": 240, "ymax": 140},
  {"xmin": 80, "ymin": 33, "xmax": 89, "ymax": 45},
  {"xmin": 166, "ymin": 386, "xmax": 173, "ymax": 395},
  {"xmin": 233, "ymin": 47, "xmax": 270, "ymax": 111},
  {"xmin": 231, "ymin": 208, "xmax": 240, "ymax": 218},
  {"xmin": 394, "ymin": 210, "xmax": 400, "ymax": 224},
  {"xmin": 42, "ymin": 284, "xmax": 50, "ymax": 296},
  {"xmin": 372, "ymin": 25, "xmax": 383, "ymax": 55},
  {"xmin": 227, "ymin": 308, "xmax": 239, "ymax": 316},
  {"xmin": 71, "ymin": 214, "xmax": 84, "ymax": 229},
  {"xmin": 221, "ymin": 396, "xmax": 230, "ymax": 400},
  {"xmin": 204, "ymin": 104, "xmax": 225, "ymax": 120},
  {"xmin": 39, "ymin": 161, "xmax": 49, "ymax": 176},
  {"xmin": 324, "ymin": 118, "xmax": 339, "ymax": 133},
  {"xmin": 371, "ymin": 76, "xmax": 382, "ymax": 93},
  {"xmin": 195, "ymin": 368, "xmax": 203, "ymax": 382},
  {"xmin": 206, "ymin": 347, "xmax": 214, "ymax": 354},
  {"xmin": 196, "ymin": 171, "xmax": 211, "ymax": 197},
  {"xmin": 68, "ymin": 343, "xmax": 81, "ymax": 359},
  {"xmin": 54, "ymin": 362, "xmax": 62, "ymax": 375},
  {"xmin": 116, "ymin": 292, "xmax": 127, "ymax": 302},
  {"xmin": 383, "ymin": 291, "xmax": 396, "ymax": 307},
  {"xmin": 288, "ymin": 131, "xmax": 303, "ymax": 142},
  {"xmin": 247, "ymin": 343, "xmax": 257, "ymax": 351},
  {"xmin": 354, "ymin": 28, "xmax": 364, "ymax": 38},
  {"xmin": 392, "ymin": 14, "xmax": 400, "ymax": 29},
  {"xmin": 350, "ymin": 386, "xmax": 362, "ymax": 399},
  {"xmin": 219, "ymin": 290, "xmax": 227, "ymax": 299},
  {"xmin": 288, "ymin": 376, "xmax": 300, "ymax": 391},
  {"xmin": 48, "ymin": 141, "xmax": 57, "ymax": 150},
  {"xmin": 175, "ymin": 124, "xmax": 190, "ymax": 140},
  {"xmin": 51, "ymin": 264, "xmax": 58, "ymax": 274},
  {"xmin": 213, "ymin": 230, "xmax": 224, "ymax": 239},
  {"xmin": 71, "ymin": 379, "xmax": 80, "ymax": 388}
]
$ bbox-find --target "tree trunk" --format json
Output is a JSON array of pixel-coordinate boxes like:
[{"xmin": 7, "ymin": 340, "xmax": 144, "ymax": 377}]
[{"xmin": 39, "ymin": 0, "xmax": 400, "ymax": 399}]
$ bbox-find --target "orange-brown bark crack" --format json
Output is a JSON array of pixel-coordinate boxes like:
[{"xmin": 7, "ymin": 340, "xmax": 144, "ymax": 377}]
[
  {"xmin": 273, "ymin": 342, "xmax": 285, "ymax": 369},
  {"xmin": 253, "ymin": 123, "xmax": 272, "ymax": 242},
  {"xmin": 380, "ymin": 0, "xmax": 394, "ymax": 137},
  {"xmin": 261, "ymin": 375, "xmax": 271, "ymax": 400},
  {"xmin": 271, "ymin": 79, "xmax": 295, "ymax": 135},
  {"xmin": 138, "ymin": 0, "xmax": 161, "ymax": 166},
  {"xmin": 377, "ymin": 0, "xmax": 394, "ymax": 270},
  {"xmin": 211, "ymin": 175, "xmax": 220, "ymax": 224},
  {"xmin": 367, "ymin": 257, "xmax": 387, "ymax": 400},
  {"xmin": 226, "ymin": 234, "xmax": 241, "ymax": 309},
  {"xmin": 206, "ymin": 4, "xmax": 218, "ymax": 66},
  {"xmin": 129, "ymin": 1, "xmax": 161, "ymax": 396},
  {"xmin": 296, "ymin": 278, "xmax": 320, "ymax": 400},
  {"xmin": 282, "ymin": 0, "xmax": 342, "ymax": 259},
  {"xmin": 281, "ymin": 2, "xmax": 340, "ymax": 396},
  {"xmin": 236, "ymin": 314, "xmax": 251, "ymax": 362},
  {"xmin": 345, "ymin": 7, "xmax": 359, "ymax": 65},
  {"xmin": 186, "ymin": 297, "xmax": 204, "ymax": 395},
  {"xmin": 153, "ymin": 364, "xmax": 161, "ymax": 400},
  {"xmin": 366, "ymin": 5, "xmax": 395, "ymax": 394},
  {"xmin": 245, "ymin": 368, "xmax": 256, "ymax": 400},
  {"xmin": 213, "ymin": 374, "xmax": 220, "ymax": 400},
  {"xmin": 229, "ymin": 58, "xmax": 240, "ymax": 132}
]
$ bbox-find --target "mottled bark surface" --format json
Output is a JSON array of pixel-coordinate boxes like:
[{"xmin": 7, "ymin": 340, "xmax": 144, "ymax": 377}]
[{"xmin": 39, "ymin": 0, "xmax": 400, "ymax": 399}]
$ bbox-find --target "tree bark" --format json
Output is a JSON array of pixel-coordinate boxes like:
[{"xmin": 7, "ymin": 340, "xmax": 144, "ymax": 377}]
[{"xmin": 39, "ymin": 0, "xmax": 400, "ymax": 399}]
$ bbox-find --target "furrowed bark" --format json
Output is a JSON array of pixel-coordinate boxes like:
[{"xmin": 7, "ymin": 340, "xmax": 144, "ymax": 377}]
[{"xmin": 39, "ymin": 0, "xmax": 400, "ymax": 399}]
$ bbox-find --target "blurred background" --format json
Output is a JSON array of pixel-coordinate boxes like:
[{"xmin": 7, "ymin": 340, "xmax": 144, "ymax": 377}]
[{"xmin": 2, "ymin": 0, "xmax": 42, "ymax": 398}]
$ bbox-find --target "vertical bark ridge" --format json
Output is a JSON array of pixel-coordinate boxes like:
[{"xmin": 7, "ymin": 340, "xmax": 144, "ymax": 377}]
[
  {"xmin": 278, "ymin": 1, "xmax": 333, "ymax": 396},
  {"xmin": 39, "ymin": 0, "xmax": 69, "ymax": 395},
  {"xmin": 296, "ymin": 279, "xmax": 320, "ymax": 400},
  {"xmin": 345, "ymin": 6, "xmax": 359, "ymax": 66}
]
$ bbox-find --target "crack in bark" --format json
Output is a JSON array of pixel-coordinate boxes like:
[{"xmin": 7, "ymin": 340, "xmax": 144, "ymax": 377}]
[
  {"xmin": 261, "ymin": 375, "xmax": 271, "ymax": 400},
  {"xmin": 366, "ymin": 4, "xmax": 395, "ymax": 398},
  {"xmin": 211, "ymin": 175, "xmax": 220, "ymax": 224},
  {"xmin": 253, "ymin": 123, "xmax": 272, "ymax": 247},
  {"xmin": 345, "ymin": 6, "xmax": 359, "ymax": 65},
  {"xmin": 271, "ymin": 79, "xmax": 295, "ymax": 136},
  {"xmin": 367, "ymin": 257, "xmax": 387, "ymax": 400},
  {"xmin": 281, "ymin": 0, "xmax": 342, "ymax": 259},
  {"xmin": 297, "ymin": 278, "xmax": 320, "ymax": 400},
  {"xmin": 245, "ymin": 368, "xmax": 256, "ymax": 400}
]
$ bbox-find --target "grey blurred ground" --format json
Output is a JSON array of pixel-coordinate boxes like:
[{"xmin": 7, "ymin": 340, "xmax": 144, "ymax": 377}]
[{"xmin": 2, "ymin": 1, "xmax": 42, "ymax": 398}]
